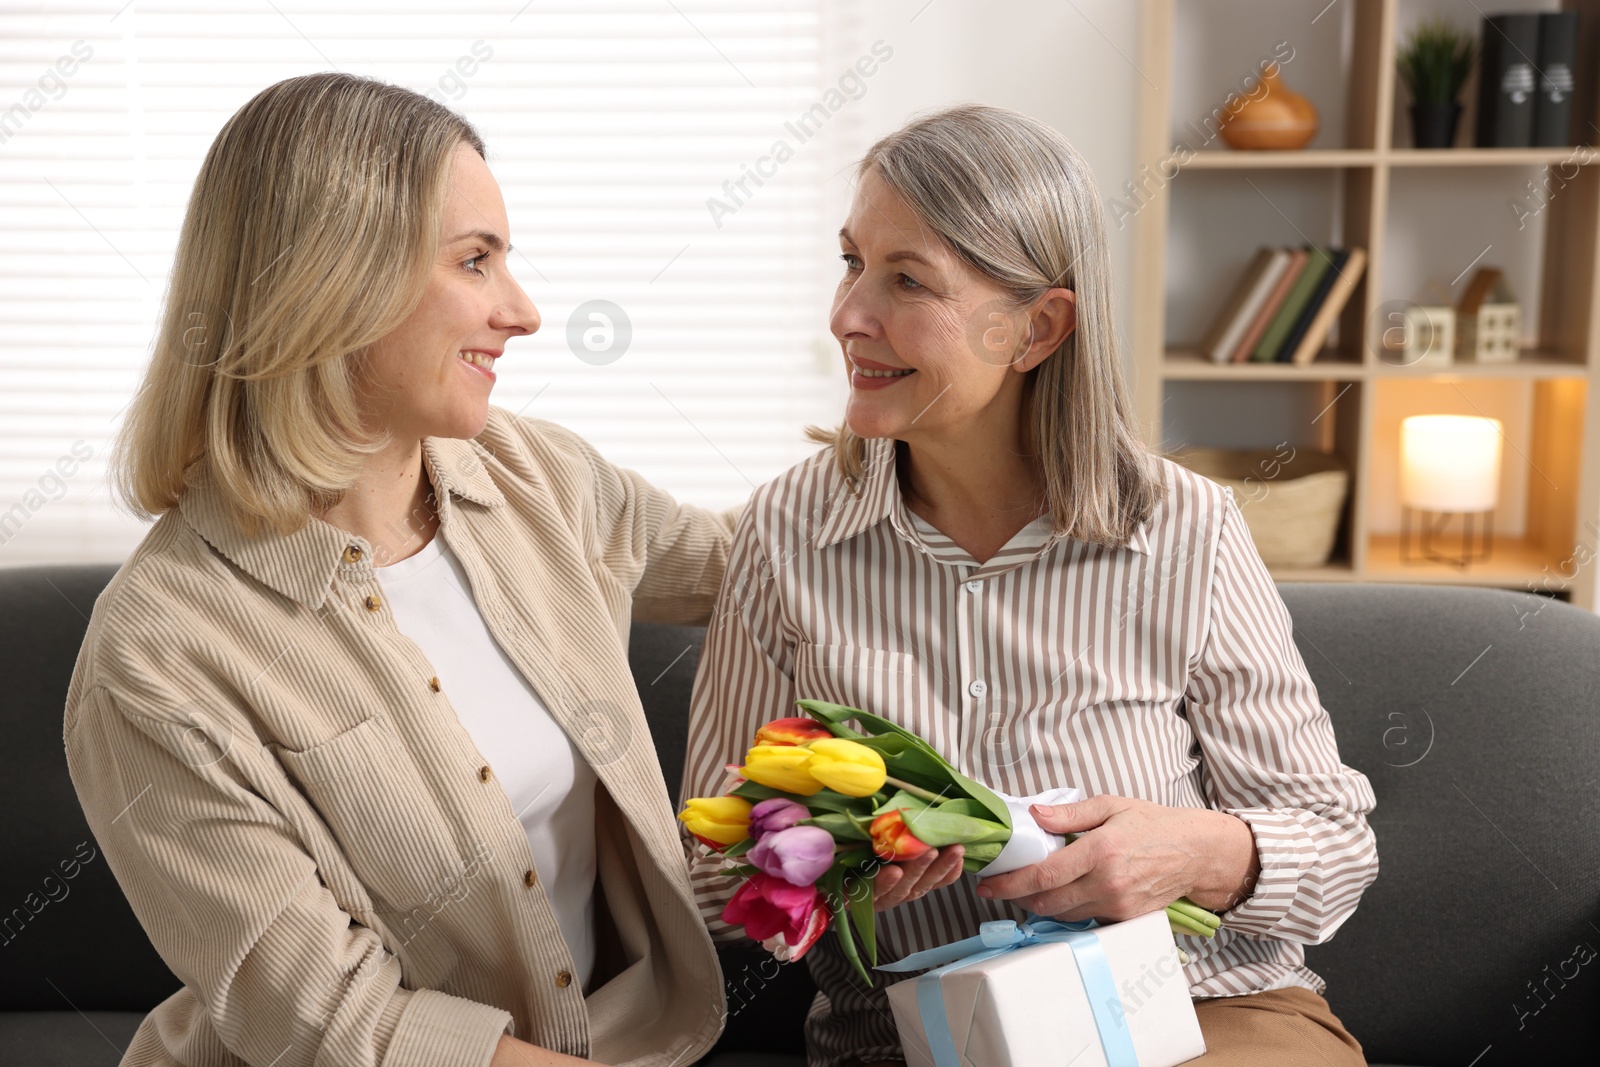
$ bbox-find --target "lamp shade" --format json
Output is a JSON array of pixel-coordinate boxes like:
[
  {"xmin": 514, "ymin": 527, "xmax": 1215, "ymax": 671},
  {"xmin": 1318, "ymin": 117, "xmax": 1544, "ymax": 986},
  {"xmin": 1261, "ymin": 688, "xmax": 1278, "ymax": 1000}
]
[{"xmin": 1400, "ymin": 414, "xmax": 1502, "ymax": 512}]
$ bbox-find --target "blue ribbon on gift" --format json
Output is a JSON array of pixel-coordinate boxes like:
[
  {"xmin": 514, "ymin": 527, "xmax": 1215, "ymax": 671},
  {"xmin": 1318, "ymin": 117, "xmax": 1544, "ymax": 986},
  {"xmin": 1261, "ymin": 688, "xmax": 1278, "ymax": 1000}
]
[{"xmin": 877, "ymin": 915, "xmax": 1138, "ymax": 1067}]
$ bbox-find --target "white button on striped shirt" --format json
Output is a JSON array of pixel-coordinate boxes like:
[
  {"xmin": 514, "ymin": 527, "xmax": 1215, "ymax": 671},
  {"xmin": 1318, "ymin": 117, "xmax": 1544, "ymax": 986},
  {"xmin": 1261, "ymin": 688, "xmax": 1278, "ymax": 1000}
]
[{"xmin": 681, "ymin": 435, "xmax": 1378, "ymax": 1066}]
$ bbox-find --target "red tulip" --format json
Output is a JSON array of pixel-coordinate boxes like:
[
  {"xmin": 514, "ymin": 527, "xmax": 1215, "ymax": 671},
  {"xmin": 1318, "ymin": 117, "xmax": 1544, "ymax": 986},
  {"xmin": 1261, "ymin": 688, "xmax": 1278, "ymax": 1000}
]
[
  {"xmin": 722, "ymin": 872, "xmax": 827, "ymax": 945},
  {"xmin": 870, "ymin": 809, "xmax": 934, "ymax": 862},
  {"xmin": 754, "ymin": 716, "xmax": 833, "ymax": 746}
]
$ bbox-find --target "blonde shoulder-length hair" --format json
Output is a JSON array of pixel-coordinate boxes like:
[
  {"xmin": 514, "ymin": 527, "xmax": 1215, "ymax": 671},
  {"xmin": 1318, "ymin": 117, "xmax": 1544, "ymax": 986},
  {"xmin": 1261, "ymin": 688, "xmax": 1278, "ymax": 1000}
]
[
  {"xmin": 808, "ymin": 103, "xmax": 1160, "ymax": 548},
  {"xmin": 110, "ymin": 72, "xmax": 483, "ymax": 540}
]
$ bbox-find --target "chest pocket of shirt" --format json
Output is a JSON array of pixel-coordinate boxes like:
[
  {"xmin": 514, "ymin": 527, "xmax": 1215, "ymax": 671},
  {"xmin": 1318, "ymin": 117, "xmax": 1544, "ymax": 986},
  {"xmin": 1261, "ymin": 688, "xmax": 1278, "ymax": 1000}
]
[
  {"xmin": 273, "ymin": 715, "xmax": 465, "ymax": 915},
  {"xmin": 792, "ymin": 644, "xmax": 933, "ymax": 728}
]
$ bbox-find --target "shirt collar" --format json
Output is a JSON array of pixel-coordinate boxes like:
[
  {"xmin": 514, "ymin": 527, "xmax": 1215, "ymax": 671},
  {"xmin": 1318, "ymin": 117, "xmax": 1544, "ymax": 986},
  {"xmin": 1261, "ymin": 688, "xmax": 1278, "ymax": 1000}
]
[
  {"xmin": 809, "ymin": 435, "xmax": 1152, "ymax": 558},
  {"xmin": 179, "ymin": 434, "xmax": 505, "ymax": 611}
]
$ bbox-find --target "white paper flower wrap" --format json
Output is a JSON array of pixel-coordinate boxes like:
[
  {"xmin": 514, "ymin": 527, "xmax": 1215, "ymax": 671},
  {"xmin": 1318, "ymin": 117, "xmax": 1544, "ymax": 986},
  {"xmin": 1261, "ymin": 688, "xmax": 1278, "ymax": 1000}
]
[{"xmin": 972, "ymin": 785, "xmax": 1083, "ymax": 877}]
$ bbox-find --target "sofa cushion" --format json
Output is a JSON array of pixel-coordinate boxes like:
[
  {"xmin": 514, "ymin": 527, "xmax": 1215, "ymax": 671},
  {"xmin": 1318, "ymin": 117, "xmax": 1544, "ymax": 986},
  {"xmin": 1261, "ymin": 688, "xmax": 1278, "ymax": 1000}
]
[
  {"xmin": 0, "ymin": 565, "xmax": 180, "ymax": 1015},
  {"xmin": 1285, "ymin": 583, "xmax": 1600, "ymax": 1065},
  {"xmin": 0, "ymin": 1010, "xmax": 146, "ymax": 1066}
]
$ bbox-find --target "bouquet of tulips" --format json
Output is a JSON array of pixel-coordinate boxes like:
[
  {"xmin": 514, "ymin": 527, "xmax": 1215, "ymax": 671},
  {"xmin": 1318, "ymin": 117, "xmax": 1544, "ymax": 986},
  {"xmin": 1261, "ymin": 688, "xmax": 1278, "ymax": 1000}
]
[{"xmin": 679, "ymin": 700, "xmax": 1222, "ymax": 986}]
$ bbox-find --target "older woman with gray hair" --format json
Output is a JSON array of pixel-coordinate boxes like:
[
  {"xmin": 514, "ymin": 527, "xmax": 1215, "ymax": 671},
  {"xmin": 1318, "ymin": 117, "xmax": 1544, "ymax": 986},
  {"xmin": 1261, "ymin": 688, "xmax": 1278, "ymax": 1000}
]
[{"xmin": 683, "ymin": 104, "xmax": 1376, "ymax": 1067}]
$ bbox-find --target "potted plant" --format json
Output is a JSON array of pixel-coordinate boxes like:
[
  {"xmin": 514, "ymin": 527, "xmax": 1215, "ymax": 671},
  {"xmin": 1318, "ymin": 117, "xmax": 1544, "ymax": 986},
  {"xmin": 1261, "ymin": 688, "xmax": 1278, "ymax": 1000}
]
[{"xmin": 1397, "ymin": 17, "xmax": 1478, "ymax": 148}]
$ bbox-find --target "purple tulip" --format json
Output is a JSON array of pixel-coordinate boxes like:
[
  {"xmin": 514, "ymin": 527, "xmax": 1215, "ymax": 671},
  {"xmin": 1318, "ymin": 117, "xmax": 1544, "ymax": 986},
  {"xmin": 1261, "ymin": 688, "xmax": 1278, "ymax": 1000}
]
[
  {"xmin": 748, "ymin": 797, "xmax": 811, "ymax": 839},
  {"xmin": 746, "ymin": 825, "xmax": 836, "ymax": 886}
]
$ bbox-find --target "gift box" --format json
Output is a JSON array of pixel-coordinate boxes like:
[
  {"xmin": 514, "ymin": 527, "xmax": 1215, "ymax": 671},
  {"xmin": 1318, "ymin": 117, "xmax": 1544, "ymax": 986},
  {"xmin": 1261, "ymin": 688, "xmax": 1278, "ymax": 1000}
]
[{"xmin": 882, "ymin": 910, "xmax": 1206, "ymax": 1067}]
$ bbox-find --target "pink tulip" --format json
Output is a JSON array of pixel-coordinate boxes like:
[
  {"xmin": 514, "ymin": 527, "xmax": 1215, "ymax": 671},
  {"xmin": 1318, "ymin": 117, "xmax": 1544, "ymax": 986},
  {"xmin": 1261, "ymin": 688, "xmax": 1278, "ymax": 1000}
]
[
  {"xmin": 747, "ymin": 826, "xmax": 835, "ymax": 886},
  {"xmin": 748, "ymin": 797, "xmax": 811, "ymax": 839},
  {"xmin": 763, "ymin": 897, "xmax": 830, "ymax": 962},
  {"xmin": 722, "ymin": 872, "xmax": 827, "ymax": 944}
]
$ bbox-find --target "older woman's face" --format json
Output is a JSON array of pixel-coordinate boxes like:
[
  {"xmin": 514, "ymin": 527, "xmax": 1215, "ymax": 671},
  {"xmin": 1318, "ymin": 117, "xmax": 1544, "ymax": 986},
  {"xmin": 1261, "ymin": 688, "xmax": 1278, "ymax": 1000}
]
[
  {"xmin": 359, "ymin": 142, "xmax": 539, "ymax": 441},
  {"xmin": 830, "ymin": 168, "xmax": 1032, "ymax": 445}
]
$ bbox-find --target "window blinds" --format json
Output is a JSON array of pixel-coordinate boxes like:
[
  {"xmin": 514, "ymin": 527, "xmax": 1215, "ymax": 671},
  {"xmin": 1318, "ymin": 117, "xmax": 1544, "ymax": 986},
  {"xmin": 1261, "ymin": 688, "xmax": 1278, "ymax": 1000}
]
[{"xmin": 0, "ymin": 0, "xmax": 854, "ymax": 565}]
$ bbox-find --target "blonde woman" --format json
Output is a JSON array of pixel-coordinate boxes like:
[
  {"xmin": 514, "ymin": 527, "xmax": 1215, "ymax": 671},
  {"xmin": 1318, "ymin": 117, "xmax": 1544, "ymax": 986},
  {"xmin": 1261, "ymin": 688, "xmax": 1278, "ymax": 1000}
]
[
  {"xmin": 65, "ymin": 73, "xmax": 739, "ymax": 1067},
  {"xmin": 682, "ymin": 104, "xmax": 1377, "ymax": 1067}
]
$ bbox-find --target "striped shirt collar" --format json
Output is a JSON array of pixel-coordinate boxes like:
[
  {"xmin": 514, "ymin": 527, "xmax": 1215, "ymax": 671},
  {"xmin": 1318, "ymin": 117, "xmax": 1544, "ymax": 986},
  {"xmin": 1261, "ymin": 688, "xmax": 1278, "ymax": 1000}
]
[
  {"xmin": 179, "ymin": 434, "xmax": 505, "ymax": 610},
  {"xmin": 811, "ymin": 435, "xmax": 1152, "ymax": 562}
]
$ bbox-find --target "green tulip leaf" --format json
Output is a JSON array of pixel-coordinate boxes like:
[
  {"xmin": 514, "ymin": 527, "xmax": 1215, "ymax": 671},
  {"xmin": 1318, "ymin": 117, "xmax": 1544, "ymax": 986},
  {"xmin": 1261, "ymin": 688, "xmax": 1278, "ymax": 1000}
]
[
  {"xmin": 802, "ymin": 813, "xmax": 871, "ymax": 842},
  {"xmin": 899, "ymin": 808, "xmax": 1011, "ymax": 847},
  {"xmin": 934, "ymin": 798, "xmax": 996, "ymax": 820},
  {"xmin": 727, "ymin": 778, "xmax": 872, "ymax": 817},
  {"xmin": 844, "ymin": 866, "xmax": 877, "ymax": 969},
  {"xmin": 872, "ymin": 790, "xmax": 932, "ymax": 816},
  {"xmin": 821, "ymin": 866, "xmax": 872, "ymax": 987},
  {"xmin": 729, "ymin": 780, "xmax": 792, "ymax": 804},
  {"xmin": 833, "ymin": 845, "xmax": 875, "ymax": 868},
  {"xmin": 959, "ymin": 841, "xmax": 1004, "ymax": 864},
  {"xmin": 806, "ymin": 789, "xmax": 875, "ymax": 816}
]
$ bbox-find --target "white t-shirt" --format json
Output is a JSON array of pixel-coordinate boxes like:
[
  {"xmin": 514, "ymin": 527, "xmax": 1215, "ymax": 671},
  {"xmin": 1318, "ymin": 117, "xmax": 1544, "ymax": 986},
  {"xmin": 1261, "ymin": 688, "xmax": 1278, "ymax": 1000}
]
[{"xmin": 375, "ymin": 530, "xmax": 597, "ymax": 989}]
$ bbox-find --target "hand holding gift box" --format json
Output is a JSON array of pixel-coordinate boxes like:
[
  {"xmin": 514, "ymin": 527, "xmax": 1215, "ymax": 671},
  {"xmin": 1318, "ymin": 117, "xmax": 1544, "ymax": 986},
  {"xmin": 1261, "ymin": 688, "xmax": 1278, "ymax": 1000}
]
[
  {"xmin": 678, "ymin": 700, "xmax": 1222, "ymax": 985},
  {"xmin": 881, "ymin": 909, "xmax": 1207, "ymax": 1067}
]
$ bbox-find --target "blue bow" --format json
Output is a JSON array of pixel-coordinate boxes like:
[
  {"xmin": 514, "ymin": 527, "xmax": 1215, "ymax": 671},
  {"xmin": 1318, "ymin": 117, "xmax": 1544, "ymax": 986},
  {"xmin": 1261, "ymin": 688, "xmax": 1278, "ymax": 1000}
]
[{"xmin": 877, "ymin": 916, "xmax": 1138, "ymax": 1067}]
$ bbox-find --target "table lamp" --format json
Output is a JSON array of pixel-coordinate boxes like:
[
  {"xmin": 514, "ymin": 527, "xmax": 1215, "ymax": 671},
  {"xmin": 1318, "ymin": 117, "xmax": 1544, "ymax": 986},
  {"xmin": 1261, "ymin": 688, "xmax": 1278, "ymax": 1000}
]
[{"xmin": 1399, "ymin": 414, "xmax": 1501, "ymax": 567}]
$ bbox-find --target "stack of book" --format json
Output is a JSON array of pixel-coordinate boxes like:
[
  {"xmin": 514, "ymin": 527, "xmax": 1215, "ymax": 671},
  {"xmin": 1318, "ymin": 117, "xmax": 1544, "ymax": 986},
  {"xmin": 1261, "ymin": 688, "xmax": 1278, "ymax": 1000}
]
[
  {"xmin": 1476, "ymin": 11, "xmax": 1580, "ymax": 148},
  {"xmin": 1197, "ymin": 245, "xmax": 1368, "ymax": 365}
]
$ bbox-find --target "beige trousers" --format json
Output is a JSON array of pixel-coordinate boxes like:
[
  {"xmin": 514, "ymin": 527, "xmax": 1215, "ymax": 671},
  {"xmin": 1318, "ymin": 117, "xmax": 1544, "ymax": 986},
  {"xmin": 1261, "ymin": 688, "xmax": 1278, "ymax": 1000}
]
[{"xmin": 1187, "ymin": 986, "xmax": 1366, "ymax": 1066}]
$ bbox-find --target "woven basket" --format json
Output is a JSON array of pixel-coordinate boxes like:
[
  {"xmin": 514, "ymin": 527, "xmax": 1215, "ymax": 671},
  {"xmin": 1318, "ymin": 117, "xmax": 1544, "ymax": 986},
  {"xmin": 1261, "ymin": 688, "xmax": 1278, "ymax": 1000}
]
[{"xmin": 1168, "ymin": 447, "xmax": 1350, "ymax": 568}]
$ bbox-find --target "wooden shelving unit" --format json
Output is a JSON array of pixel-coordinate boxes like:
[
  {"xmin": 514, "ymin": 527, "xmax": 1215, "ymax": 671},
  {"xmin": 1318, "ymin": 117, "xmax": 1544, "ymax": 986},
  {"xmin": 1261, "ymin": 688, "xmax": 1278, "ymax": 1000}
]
[{"xmin": 1131, "ymin": 0, "xmax": 1600, "ymax": 609}]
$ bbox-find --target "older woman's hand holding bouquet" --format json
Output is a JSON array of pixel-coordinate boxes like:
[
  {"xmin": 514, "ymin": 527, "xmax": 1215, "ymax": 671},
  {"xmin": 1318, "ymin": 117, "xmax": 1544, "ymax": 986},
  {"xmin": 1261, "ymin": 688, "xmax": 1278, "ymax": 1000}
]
[
  {"xmin": 974, "ymin": 794, "xmax": 1260, "ymax": 926},
  {"xmin": 679, "ymin": 699, "xmax": 1221, "ymax": 985}
]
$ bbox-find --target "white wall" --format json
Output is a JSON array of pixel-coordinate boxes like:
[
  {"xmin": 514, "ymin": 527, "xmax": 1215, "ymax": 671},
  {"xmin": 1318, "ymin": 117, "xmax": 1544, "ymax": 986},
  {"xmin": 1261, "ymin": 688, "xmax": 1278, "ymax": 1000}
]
[{"xmin": 846, "ymin": 0, "xmax": 1144, "ymax": 357}]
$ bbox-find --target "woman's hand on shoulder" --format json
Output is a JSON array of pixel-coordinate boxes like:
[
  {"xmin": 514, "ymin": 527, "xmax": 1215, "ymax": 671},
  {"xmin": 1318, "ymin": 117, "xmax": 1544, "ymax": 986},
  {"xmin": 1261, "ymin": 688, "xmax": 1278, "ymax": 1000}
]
[
  {"xmin": 973, "ymin": 795, "xmax": 1259, "ymax": 921},
  {"xmin": 871, "ymin": 844, "xmax": 965, "ymax": 912}
]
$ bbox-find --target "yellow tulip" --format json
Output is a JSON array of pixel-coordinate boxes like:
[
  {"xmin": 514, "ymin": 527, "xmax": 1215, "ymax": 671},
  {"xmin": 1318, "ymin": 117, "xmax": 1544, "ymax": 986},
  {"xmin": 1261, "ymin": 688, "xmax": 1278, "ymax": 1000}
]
[
  {"xmin": 677, "ymin": 796, "xmax": 752, "ymax": 848},
  {"xmin": 739, "ymin": 743, "xmax": 823, "ymax": 796},
  {"xmin": 803, "ymin": 737, "xmax": 886, "ymax": 797}
]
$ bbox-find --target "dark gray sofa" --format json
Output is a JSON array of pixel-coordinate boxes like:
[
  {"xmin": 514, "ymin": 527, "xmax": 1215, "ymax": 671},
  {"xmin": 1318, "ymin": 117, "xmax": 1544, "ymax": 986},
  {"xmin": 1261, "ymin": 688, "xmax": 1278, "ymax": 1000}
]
[{"xmin": 3, "ymin": 563, "xmax": 1597, "ymax": 1066}]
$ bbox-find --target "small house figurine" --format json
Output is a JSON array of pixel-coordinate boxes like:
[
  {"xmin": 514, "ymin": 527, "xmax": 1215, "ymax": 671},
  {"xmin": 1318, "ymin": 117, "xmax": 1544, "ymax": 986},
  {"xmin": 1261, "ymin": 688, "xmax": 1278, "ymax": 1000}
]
[
  {"xmin": 1403, "ymin": 304, "xmax": 1456, "ymax": 366},
  {"xmin": 1456, "ymin": 267, "xmax": 1520, "ymax": 363}
]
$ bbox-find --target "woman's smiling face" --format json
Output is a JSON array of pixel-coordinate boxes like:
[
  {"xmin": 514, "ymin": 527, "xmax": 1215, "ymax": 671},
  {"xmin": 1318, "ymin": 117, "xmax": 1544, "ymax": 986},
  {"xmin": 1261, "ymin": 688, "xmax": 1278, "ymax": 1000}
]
[
  {"xmin": 358, "ymin": 141, "xmax": 540, "ymax": 441},
  {"xmin": 830, "ymin": 167, "xmax": 1037, "ymax": 444}
]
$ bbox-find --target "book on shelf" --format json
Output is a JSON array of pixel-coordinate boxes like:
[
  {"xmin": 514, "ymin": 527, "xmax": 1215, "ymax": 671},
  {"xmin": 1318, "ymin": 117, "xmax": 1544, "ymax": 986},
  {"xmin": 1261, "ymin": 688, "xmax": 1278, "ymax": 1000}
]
[
  {"xmin": 1285, "ymin": 247, "xmax": 1366, "ymax": 366},
  {"xmin": 1201, "ymin": 247, "xmax": 1292, "ymax": 364},
  {"xmin": 1230, "ymin": 248, "xmax": 1308, "ymax": 362},
  {"xmin": 1252, "ymin": 247, "xmax": 1330, "ymax": 362},
  {"xmin": 1476, "ymin": 13, "xmax": 1541, "ymax": 148},
  {"xmin": 1274, "ymin": 248, "xmax": 1348, "ymax": 362},
  {"xmin": 1533, "ymin": 11, "xmax": 1579, "ymax": 148},
  {"xmin": 1193, "ymin": 245, "xmax": 1367, "ymax": 368}
]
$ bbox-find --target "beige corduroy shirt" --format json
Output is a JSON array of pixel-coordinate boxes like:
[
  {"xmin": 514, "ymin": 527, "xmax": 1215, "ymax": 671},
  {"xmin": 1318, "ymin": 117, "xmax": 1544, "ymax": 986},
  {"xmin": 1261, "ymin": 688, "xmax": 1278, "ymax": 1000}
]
[{"xmin": 63, "ymin": 405, "xmax": 740, "ymax": 1067}]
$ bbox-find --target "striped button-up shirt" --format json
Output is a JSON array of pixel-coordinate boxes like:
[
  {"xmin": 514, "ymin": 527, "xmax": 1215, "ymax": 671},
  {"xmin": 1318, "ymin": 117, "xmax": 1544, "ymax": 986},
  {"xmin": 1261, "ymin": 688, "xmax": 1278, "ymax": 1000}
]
[
  {"xmin": 64, "ymin": 406, "xmax": 738, "ymax": 1067},
  {"xmin": 681, "ymin": 435, "xmax": 1379, "ymax": 1066}
]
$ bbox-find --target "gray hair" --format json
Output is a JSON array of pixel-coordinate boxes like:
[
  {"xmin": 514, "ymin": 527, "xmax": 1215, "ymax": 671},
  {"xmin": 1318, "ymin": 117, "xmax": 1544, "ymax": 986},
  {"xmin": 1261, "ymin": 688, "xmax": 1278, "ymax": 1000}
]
[{"xmin": 809, "ymin": 102, "xmax": 1159, "ymax": 547}]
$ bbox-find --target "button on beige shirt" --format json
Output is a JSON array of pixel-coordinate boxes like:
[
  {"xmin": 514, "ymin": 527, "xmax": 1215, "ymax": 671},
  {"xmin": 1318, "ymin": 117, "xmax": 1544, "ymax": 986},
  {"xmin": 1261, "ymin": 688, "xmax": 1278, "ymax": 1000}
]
[
  {"xmin": 681, "ymin": 437, "xmax": 1379, "ymax": 1066},
  {"xmin": 64, "ymin": 406, "xmax": 739, "ymax": 1067}
]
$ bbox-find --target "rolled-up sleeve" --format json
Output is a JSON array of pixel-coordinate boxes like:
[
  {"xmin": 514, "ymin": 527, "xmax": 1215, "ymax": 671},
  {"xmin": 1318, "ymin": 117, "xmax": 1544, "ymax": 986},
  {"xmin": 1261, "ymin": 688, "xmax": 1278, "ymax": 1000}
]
[
  {"xmin": 1183, "ymin": 492, "xmax": 1379, "ymax": 944},
  {"xmin": 65, "ymin": 684, "xmax": 513, "ymax": 1067}
]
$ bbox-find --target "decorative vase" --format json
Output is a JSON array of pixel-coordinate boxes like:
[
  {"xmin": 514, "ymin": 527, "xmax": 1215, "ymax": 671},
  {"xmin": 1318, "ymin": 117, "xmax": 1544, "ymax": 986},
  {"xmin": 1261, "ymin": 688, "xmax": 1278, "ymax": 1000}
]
[
  {"xmin": 1218, "ymin": 62, "xmax": 1318, "ymax": 150},
  {"xmin": 1409, "ymin": 102, "xmax": 1462, "ymax": 148}
]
